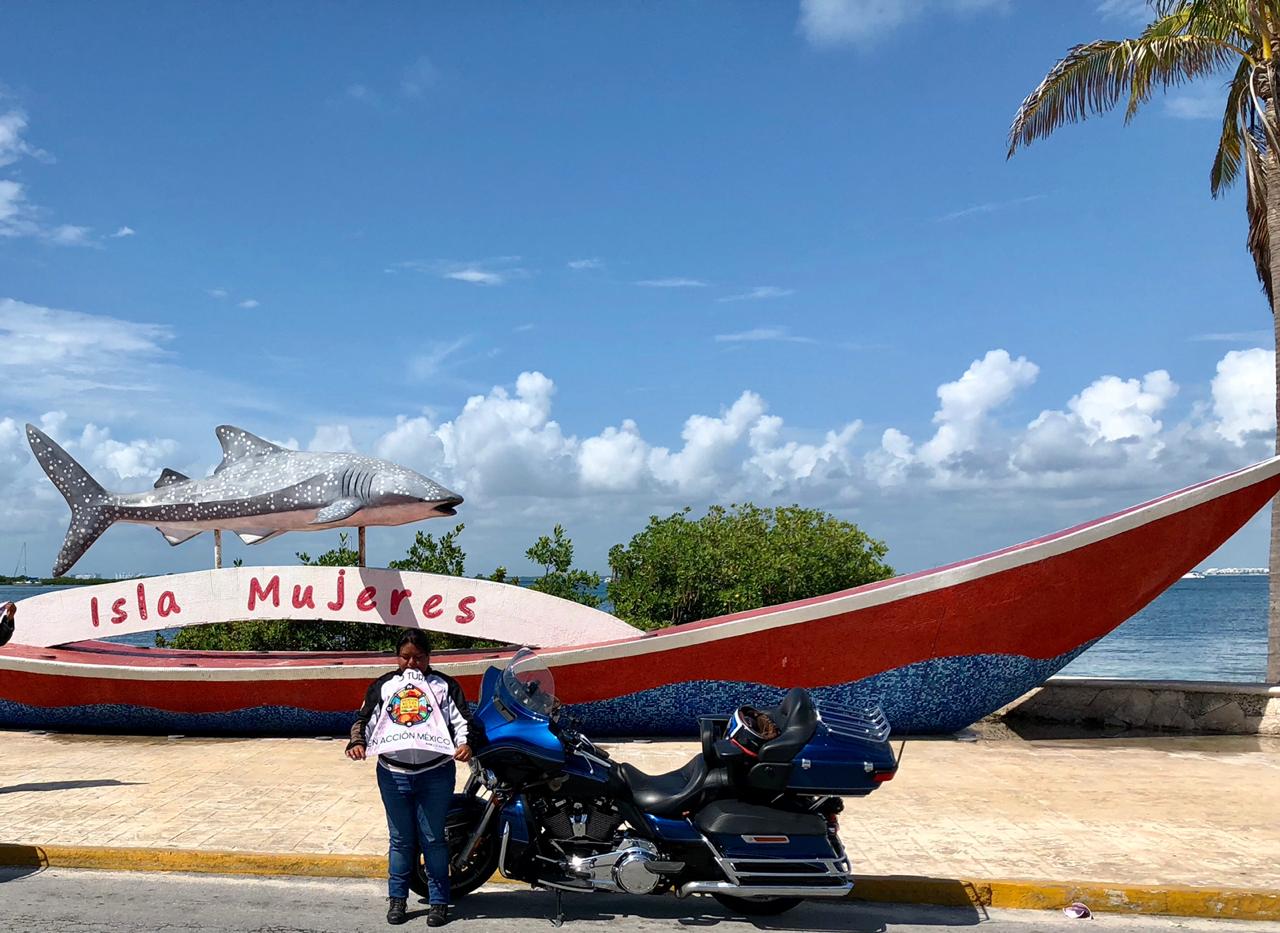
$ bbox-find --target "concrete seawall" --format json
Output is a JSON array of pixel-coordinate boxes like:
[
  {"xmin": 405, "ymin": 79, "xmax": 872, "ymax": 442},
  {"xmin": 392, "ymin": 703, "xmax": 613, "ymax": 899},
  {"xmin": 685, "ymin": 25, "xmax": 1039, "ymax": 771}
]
[{"xmin": 1000, "ymin": 677, "xmax": 1280, "ymax": 735}]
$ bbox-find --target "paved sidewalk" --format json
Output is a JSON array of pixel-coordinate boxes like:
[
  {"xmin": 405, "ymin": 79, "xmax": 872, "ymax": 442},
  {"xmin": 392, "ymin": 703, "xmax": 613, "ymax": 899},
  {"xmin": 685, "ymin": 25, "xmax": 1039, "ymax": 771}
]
[{"xmin": 0, "ymin": 727, "xmax": 1277, "ymax": 888}]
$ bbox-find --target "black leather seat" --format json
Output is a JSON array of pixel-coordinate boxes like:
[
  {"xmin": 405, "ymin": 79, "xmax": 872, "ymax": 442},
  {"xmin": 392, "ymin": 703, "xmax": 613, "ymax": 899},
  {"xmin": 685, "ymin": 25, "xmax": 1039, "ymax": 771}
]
[
  {"xmin": 618, "ymin": 755, "xmax": 711, "ymax": 817},
  {"xmin": 758, "ymin": 687, "xmax": 819, "ymax": 762}
]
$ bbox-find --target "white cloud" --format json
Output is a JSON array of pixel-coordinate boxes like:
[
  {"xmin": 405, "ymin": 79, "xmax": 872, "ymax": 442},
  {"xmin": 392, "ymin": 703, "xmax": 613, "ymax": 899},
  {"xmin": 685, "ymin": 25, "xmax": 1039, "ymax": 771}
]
[
  {"xmin": 635, "ymin": 277, "xmax": 709, "ymax": 288},
  {"xmin": 1096, "ymin": 0, "xmax": 1154, "ymax": 22},
  {"xmin": 568, "ymin": 258, "xmax": 604, "ymax": 270},
  {"xmin": 409, "ymin": 338, "xmax": 471, "ymax": 382},
  {"xmin": 918, "ymin": 349, "xmax": 1039, "ymax": 469},
  {"xmin": 0, "ymin": 105, "xmax": 93, "ymax": 244},
  {"xmin": 45, "ymin": 224, "xmax": 94, "ymax": 247},
  {"xmin": 1068, "ymin": 370, "xmax": 1177, "ymax": 442},
  {"xmin": 798, "ymin": 0, "xmax": 1009, "ymax": 47},
  {"xmin": 110, "ymin": 226, "xmax": 136, "ymax": 238},
  {"xmin": 1192, "ymin": 330, "xmax": 1271, "ymax": 343},
  {"xmin": 1165, "ymin": 84, "xmax": 1222, "ymax": 120},
  {"xmin": 76, "ymin": 424, "xmax": 182, "ymax": 483},
  {"xmin": 0, "ymin": 298, "xmax": 171, "ymax": 366},
  {"xmin": 715, "ymin": 327, "xmax": 816, "ymax": 344},
  {"xmin": 309, "ymin": 424, "xmax": 357, "ymax": 453},
  {"xmin": 344, "ymin": 83, "xmax": 381, "ymax": 106},
  {"xmin": 401, "ymin": 56, "xmax": 438, "ymax": 99},
  {"xmin": 937, "ymin": 194, "xmax": 1046, "ymax": 223},
  {"xmin": 579, "ymin": 420, "xmax": 649, "ymax": 491},
  {"xmin": 238, "ymin": 299, "xmax": 260, "ymax": 309},
  {"xmin": 207, "ymin": 288, "xmax": 229, "ymax": 299},
  {"xmin": 374, "ymin": 414, "xmax": 445, "ymax": 469},
  {"xmin": 0, "ymin": 109, "xmax": 50, "ymax": 167},
  {"xmin": 717, "ymin": 286, "xmax": 795, "ymax": 302},
  {"xmin": 1212, "ymin": 348, "xmax": 1274, "ymax": 444},
  {"xmin": 393, "ymin": 257, "xmax": 528, "ymax": 286},
  {"xmin": 446, "ymin": 269, "xmax": 505, "ymax": 286}
]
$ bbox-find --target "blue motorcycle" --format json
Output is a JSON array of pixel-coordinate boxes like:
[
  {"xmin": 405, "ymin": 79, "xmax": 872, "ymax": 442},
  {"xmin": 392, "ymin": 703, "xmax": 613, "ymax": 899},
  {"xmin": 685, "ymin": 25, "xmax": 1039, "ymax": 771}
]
[{"xmin": 419, "ymin": 648, "xmax": 898, "ymax": 920}]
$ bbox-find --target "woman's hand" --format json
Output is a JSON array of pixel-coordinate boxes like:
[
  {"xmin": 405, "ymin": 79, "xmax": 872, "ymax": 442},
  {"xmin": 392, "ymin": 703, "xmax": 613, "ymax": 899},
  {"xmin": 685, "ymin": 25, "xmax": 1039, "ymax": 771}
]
[
  {"xmin": 346, "ymin": 744, "xmax": 367, "ymax": 761},
  {"xmin": 453, "ymin": 743, "xmax": 473, "ymax": 762}
]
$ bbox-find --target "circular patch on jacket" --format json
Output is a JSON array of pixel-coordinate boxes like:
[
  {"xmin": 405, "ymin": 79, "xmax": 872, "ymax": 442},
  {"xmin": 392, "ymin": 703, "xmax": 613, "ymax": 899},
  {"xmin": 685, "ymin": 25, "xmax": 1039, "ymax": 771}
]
[{"xmin": 387, "ymin": 685, "xmax": 431, "ymax": 727}]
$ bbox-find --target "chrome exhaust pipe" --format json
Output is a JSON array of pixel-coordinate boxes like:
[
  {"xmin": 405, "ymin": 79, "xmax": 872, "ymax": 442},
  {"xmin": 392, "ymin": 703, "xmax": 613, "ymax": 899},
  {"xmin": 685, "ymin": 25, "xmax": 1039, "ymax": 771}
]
[{"xmin": 677, "ymin": 881, "xmax": 853, "ymax": 899}]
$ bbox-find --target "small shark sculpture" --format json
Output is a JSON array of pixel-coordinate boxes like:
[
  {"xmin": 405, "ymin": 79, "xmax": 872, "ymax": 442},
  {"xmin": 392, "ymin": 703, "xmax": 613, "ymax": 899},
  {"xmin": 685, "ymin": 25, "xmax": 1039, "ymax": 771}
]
[{"xmin": 27, "ymin": 424, "xmax": 463, "ymax": 577}]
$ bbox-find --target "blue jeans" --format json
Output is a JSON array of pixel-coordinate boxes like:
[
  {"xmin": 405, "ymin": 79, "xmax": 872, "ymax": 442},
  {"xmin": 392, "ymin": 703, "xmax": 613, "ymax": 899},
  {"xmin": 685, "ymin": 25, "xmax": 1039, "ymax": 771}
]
[{"xmin": 377, "ymin": 761, "xmax": 455, "ymax": 903}]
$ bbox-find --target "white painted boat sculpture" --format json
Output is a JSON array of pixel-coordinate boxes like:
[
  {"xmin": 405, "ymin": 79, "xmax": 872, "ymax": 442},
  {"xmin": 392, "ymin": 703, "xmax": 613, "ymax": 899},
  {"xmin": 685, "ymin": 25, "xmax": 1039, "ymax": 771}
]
[{"xmin": 3, "ymin": 456, "xmax": 1278, "ymax": 736}]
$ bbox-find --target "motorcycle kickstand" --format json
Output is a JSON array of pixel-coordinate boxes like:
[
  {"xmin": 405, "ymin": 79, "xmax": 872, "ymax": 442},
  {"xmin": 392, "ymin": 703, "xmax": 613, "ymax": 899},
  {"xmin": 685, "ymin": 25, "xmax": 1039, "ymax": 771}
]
[{"xmin": 549, "ymin": 888, "xmax": 565, "ymax": 927}]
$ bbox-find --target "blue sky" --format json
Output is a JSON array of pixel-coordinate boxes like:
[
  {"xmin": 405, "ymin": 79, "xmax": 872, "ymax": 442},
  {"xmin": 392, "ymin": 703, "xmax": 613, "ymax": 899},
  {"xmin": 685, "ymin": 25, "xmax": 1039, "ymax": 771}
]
[{"xmin": 1, "ymin": 0, "xmax": 1276, "ymax": 579}]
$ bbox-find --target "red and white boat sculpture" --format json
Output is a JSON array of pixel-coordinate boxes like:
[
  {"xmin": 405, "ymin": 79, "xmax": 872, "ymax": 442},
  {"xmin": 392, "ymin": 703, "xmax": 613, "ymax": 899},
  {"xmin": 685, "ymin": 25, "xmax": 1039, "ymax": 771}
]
[{"xmin": 3, "ymin": 456, "xmax": 1279, "ymax": 736}]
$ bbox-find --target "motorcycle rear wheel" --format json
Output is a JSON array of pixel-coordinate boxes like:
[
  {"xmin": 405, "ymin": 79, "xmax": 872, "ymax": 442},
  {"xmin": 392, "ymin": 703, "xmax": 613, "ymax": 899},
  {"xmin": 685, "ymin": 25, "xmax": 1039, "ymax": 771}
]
[{"xmin": 711, "ymin": 894, "xmax": 803, "ymax": 916}]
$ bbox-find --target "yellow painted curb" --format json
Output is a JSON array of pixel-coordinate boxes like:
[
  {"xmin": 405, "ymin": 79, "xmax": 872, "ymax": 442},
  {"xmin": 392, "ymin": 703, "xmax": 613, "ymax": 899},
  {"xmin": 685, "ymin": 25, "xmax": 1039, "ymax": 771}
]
[
  {"xmin": 2, "ymin": 846, "xmax": 1278, "ymax": 921},
  {"xmin": 850, "ymin": 875, "xmax": 1280, "ymax": 921}
]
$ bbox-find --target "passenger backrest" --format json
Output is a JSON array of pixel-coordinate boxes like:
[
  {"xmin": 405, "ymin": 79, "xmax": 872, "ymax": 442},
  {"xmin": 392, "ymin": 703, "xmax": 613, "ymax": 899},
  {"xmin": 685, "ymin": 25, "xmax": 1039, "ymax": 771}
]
[{"xmin": 758, "ymin": 687, "xmax": 818, "ymax": 763}]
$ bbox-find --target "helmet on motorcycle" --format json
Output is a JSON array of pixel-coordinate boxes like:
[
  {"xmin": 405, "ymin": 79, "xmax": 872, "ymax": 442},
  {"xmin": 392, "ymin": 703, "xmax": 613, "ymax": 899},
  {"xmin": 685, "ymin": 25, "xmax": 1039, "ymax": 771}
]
[{"xmin": 726, "ymin": 705, "xmax": 780, "ymax": 757}]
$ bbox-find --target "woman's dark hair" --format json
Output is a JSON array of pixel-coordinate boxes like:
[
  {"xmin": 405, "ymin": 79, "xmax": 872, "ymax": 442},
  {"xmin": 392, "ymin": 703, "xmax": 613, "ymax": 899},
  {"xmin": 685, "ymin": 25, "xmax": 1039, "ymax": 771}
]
[{"xmin": 396, "ymin": 628, "xmax": 432, "ymax": 655}]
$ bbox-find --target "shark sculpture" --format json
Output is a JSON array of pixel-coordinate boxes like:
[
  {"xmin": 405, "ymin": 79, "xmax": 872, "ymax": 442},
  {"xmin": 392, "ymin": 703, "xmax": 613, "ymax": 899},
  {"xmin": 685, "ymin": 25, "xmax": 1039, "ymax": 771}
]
[{"xmin": 27, "ymin": 424, "xmax": 464, "ymax": 577}]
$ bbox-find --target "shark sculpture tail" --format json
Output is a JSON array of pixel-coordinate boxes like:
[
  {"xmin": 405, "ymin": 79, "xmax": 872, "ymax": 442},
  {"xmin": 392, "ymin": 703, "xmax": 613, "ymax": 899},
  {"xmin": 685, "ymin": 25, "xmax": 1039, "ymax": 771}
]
[{"xmin": 26, "ymin": 425, "xmax": 115, "ymax": 578}]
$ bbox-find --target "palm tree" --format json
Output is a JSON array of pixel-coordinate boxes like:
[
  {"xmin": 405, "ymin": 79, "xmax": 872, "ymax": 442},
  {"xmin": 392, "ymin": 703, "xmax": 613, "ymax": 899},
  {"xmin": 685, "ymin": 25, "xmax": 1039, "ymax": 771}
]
[{"xmin": 1008, "ymin": 0, "xmax": 1280, "ymax": 682}]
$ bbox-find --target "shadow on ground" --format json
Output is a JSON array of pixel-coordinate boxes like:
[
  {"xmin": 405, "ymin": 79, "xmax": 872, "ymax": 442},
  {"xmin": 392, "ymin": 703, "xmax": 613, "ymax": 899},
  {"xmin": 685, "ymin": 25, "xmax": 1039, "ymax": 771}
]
[
  {"xmin": 0, "ymin": 779, "xmax": 142, "ymax": 795},
  {"xmin": 0, "ymin": 849, "xmax": 47, "ymax": 882},
  {"xmin": 433, "ymin": 887, "xmax": 985, "ymax": 931}
]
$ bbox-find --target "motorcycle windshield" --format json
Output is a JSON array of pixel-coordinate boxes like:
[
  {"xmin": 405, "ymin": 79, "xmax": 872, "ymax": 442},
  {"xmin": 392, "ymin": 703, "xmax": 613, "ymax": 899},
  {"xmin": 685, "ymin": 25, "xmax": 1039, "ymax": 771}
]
[{"xmin": 501, "ymin": 647, "xmax": 558, "ymax": 718}]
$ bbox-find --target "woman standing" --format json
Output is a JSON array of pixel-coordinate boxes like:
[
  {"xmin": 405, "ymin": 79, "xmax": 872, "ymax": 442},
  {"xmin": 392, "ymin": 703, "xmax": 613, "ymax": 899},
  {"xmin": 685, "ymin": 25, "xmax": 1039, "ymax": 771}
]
[{"xmin": 346, "ymin": 629, "xmax": 475, "ymax": 927}]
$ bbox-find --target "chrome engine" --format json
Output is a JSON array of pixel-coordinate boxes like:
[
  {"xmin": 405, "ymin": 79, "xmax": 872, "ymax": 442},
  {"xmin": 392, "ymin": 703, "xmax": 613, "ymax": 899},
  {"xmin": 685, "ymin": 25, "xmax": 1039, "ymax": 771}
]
[
  {"xmin": 567, "ymin": 838, "xmax": 662, "ymax": 895},
  {"xmin": 536, "ymin": 796, "xmax": 624, "ymax": 843}
]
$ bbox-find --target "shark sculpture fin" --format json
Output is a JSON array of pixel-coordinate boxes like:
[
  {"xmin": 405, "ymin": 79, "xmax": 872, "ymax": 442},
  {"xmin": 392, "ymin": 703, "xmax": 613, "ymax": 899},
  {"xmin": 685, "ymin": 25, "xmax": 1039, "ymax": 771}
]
[
  {"xmin": 236, "ymin": 529, "xmax": 282, "ymax": 545},
  {"xmin": 26, "ymin": 424, "xmax": 115, "ymax": 577},
  {"xmin": 311, "ymin": 497, "xmax": 364, "ymax": 524},
  {"xmin": 155, "ymin": 526, "xmax": 201, "ymax": 546},
  {"xmin": 214, "ymin": 425, "xmax": 286, "ymax": 475},
  {"xmin": 154, "ymin": 468, "xmax": 191, "ymax": 489}
]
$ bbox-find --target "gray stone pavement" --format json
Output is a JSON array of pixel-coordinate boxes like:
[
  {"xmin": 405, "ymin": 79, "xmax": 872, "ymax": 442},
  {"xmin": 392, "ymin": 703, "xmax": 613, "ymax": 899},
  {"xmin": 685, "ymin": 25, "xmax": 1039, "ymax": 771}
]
[
  {"xmin": 0, "ymin": 726, "xmax": 1278, "ymax": 887},
  {"xmin": 4, "ymin": 870, "xmax": 1278, "ymax": 933}
]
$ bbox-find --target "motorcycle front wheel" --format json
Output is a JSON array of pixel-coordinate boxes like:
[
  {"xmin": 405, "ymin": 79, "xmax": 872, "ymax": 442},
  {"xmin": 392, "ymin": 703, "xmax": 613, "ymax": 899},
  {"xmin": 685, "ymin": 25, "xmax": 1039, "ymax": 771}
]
[
  {"xmin": 711, "ymin": 894, "xmax": 803, "ymax": 916},
  {"xmin": 409, "ymin": 793, "xmax": 502, "ymax": 901}
]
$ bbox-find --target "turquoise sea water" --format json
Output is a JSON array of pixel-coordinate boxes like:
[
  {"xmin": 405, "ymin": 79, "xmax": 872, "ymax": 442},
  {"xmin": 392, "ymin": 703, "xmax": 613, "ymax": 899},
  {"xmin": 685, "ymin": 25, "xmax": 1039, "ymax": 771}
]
[{"xmin": 0, "ymin": 575, "xmax": 1270, "ymax": 682}]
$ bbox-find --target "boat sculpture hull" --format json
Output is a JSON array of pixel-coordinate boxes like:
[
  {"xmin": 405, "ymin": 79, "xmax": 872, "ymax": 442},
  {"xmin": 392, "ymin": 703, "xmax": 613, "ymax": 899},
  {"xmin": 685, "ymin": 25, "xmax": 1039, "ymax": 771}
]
[{"xmin": 3, "ymin": 457, "xmax": 1279, "ymax": 736}]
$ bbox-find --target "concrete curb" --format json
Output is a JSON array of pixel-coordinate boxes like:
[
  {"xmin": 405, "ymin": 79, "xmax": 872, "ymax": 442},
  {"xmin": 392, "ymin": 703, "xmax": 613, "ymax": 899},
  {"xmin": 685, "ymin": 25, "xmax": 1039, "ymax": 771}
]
[{"xmin": 1, "ymin": 845, "xmax": 1277, "ymax": 921}]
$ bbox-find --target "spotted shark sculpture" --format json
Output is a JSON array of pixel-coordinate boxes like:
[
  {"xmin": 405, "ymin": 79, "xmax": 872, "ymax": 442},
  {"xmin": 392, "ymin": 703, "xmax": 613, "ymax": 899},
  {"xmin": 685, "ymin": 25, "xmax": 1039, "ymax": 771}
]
[{"xmin": 27, "ymin": 424, "xmax": 464, "ymax": 578}]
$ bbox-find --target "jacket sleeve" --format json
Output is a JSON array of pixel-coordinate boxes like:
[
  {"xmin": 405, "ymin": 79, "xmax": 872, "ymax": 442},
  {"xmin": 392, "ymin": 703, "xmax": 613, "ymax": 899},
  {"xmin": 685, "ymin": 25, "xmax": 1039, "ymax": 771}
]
[
  {"xmin": 346, "ymin": 675, "xmax": 388, "ymax": 751},
  {"xmin": 441, "ymin": 673, "xmax": 485, "ymax": 748}
]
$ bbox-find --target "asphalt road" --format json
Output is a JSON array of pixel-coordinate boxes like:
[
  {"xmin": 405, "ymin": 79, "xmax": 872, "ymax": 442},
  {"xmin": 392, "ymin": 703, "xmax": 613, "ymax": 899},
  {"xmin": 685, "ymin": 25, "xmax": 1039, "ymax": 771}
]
[{"xmin": 2, "ymin": 869, "xmax": 1276, "ymax": 933}]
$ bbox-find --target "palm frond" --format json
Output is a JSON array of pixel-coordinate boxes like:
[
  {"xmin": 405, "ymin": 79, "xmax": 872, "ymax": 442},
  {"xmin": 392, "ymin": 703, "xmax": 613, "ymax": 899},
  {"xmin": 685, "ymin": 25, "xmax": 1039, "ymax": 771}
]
[
  {"xmin": 1008, "ymin": 41, "xmax": 1126, "ymax": 156},
  {"xmin": 1210, "ymin": 56, "xmax": 1254, "ymax": 195},
  {"xmin": 1009, "ymin": 30, "xmax": 1247, "ymax": 156},
  {"xmin": 1125, "ymin": 35, "xmax": 1242, "ymax": 120},
  {"xmin": 1243, "ymin": 136, "xmax": 1272, "ymax": 301}
]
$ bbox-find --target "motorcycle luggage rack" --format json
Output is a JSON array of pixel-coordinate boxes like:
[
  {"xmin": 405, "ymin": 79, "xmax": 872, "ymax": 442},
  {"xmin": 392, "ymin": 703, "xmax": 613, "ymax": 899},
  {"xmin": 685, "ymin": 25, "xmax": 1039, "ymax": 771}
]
[{"xmin": 815, "ymin": 702, "xmax": 891, "ymax": 743}]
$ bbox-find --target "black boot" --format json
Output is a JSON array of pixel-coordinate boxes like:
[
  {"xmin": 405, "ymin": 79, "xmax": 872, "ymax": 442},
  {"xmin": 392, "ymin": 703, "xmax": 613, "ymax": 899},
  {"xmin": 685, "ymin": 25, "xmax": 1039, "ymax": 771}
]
[
  {"xmin": 386, "ymin": 896, "xmax": 408, "ymax": 925},
  {"xmin": 426, "ymin": 903, "xmax": 449, "ymax": 927}
]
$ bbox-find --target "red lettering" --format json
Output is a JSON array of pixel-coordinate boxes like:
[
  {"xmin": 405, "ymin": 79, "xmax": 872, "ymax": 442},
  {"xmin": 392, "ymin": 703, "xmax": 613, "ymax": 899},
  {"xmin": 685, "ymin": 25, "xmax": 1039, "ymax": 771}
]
[
  {"xmin": 248, "ymin": 575, "xmax": 281, "ymax": 610},
  {"xmin": 327, "ymin": 569, "xmax": 346, "ymax": 611},
  {"xmin": 390, "ymin": 589, "xmax": 413, "ymax": 615},
  {"xmin": 90, "ymin": 597, "xmax": 100, "ymax": 628},
  {"xmin": 111, "ymin": 598, "xmax": 128, "ymax": 625},
  {"xmin": 455, "ymin": 596, "xmax": 476, "ymax": 625},
  {"xmin": 136, "ymin": 583, "xmax": 148, "ymax": 621},
  {"xmin": 357, "ymin": 586, "xmax": 377, "ymax": 612},
  {"xmin": 291, "ymin": 585, "xmax": 316, "ymax": 610},
  {"xmin": 157, "ymin": 591, "xmax": 181, "ymax": 618},
  {"xmin": 422, "ymin": 594, "xmax": 444, "ymax": 619}
]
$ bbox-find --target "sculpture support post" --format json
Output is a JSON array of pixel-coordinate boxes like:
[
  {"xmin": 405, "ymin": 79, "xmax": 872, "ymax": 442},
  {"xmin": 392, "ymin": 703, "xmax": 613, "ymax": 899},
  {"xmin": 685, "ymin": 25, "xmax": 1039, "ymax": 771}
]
[
  {"xmin": 213, "ymin": 529, "xmax": 222, "ymax": 570},
  {"xmin": 358, "ymin": 526, "xmax": 366, "ymax": 568}
]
